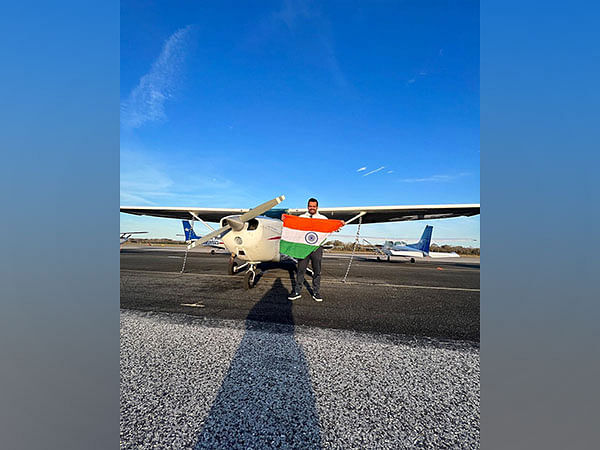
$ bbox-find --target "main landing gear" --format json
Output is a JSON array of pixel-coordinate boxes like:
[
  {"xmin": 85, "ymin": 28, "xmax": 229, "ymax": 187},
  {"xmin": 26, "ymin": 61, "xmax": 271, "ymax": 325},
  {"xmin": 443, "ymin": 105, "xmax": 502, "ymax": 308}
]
[{"xmin": 228, "ymin": 256, "xmax": 311, "ymax": 290}]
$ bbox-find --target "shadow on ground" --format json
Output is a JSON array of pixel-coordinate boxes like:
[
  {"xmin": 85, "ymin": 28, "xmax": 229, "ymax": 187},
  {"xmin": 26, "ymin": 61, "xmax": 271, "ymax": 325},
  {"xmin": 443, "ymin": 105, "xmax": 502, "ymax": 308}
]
[{"xmin": 195, "ymin": 277, "xmax": 322, "ymax": 449}]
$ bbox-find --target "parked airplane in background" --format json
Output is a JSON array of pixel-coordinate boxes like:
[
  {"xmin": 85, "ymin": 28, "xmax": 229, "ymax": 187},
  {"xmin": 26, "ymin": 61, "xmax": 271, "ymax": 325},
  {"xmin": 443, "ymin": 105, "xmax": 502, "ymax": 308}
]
[
  {"xmin": 180, "ymin": 220, "xmax": 226, "ymax": 254},
  {"xmin": 373, "ymin": 225, "xmax": 459, "ymax": 263},
  {"xmin": 120, "ymin": 231, "xmax": 147, "ymax": 246},
  {"xmin": 121, "ymin": 195, "xmax": 479, "ymax": 289}
]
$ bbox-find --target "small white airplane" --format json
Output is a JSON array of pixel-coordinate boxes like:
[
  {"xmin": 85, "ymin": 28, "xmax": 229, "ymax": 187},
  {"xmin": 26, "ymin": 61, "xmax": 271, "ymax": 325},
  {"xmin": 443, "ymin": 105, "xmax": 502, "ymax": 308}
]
[
  {"xmin": 120, "ymin": 231, "xmax": 148, "ymax": 246},
  {"xmin": 371, "ymin": 225, "xmax": 460, "ymax": 263},
  {"xmin": 180, "ymin": 220, "xmax": 227, "ymax": 254},
  {"xmin": 120, "ymin": 195, "xmax": 479, "ymax": 289}
]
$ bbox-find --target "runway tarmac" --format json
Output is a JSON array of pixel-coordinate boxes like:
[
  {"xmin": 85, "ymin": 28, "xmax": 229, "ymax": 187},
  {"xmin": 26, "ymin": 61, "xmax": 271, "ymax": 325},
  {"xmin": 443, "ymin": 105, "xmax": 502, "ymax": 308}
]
[
  {"xmin": 120, "ymin": 247, "xmax": 479, "ymax": 341},
  {"xmin": 120, "ymin": 247, "xmax": 480, "ymax": 448}
]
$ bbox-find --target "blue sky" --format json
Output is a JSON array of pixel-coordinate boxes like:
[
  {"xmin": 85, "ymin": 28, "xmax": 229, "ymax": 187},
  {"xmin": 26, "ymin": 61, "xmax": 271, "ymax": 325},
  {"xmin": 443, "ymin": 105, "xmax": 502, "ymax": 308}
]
[{"xmin": 120, "ymin": 0, "xmax": 479, "ymax": 245}]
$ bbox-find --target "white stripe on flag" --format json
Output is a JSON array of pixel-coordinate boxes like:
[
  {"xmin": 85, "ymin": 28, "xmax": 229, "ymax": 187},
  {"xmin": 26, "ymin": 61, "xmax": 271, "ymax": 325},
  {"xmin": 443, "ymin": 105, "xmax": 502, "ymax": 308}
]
[{"xmin": 281, "ymin": 228, "xmax": 329, "ymax": 246}]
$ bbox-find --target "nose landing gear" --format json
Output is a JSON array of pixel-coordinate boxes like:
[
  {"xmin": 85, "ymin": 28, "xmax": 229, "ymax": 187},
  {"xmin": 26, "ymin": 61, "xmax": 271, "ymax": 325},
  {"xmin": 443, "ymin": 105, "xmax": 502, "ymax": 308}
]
[
  {"xmin": 229, "ymin": 257, "xmax": 258, "ymax": 289},
  {"xmin": 243, "ymin": 264, "xmax": 258, "ymax": 290}
]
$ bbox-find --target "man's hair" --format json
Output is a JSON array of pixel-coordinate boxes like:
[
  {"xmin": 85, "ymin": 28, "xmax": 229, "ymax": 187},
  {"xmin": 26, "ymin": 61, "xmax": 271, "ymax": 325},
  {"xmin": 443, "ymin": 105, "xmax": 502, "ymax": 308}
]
[{"xmin": 308, "ymin": 197, "xmax": 318, "ymax": 206}]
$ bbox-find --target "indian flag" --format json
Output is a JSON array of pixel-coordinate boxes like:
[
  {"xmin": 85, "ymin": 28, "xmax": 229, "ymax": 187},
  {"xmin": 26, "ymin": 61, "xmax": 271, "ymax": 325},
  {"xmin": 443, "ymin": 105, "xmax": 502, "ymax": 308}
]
[{"xmin": 279, "ymin": 214, "xmax": 344, "ymax": 259}]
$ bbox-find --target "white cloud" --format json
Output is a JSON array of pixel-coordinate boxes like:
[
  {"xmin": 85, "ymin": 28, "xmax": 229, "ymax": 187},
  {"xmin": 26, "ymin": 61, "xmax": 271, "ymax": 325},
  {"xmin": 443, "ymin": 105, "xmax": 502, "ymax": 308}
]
[
  {"xmin": 120, "ymin": 147, "xmax": 260, "ymax": 208},
  {"xmin": 121, "ymin": 25, "xmax": 195, "ymax": 129},
  {"xmin": 119, "ymin": 192, "xmax": 156, "ymax": 206},
  {"xmin": 356, "ymin": 167, "xmax": 367, "ymax": 172},
  {"xmin": 399, "ymin": 173, "xmax": 470, "ymax": 183}
]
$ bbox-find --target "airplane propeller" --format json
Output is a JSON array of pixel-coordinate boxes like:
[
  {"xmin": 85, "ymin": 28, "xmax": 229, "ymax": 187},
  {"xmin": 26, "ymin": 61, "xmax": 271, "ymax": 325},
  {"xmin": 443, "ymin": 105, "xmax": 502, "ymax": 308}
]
[{"xmin": 187, "ymin": 195, "xmax": 285, "ymax": 250}]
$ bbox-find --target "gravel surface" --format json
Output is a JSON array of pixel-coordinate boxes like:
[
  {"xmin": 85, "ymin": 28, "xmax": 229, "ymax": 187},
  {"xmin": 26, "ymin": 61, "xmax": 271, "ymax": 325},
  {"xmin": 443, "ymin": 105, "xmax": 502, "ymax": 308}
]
[{"xmin": 121, "ymin": 310, "xmax": 479, "ymax": 449}]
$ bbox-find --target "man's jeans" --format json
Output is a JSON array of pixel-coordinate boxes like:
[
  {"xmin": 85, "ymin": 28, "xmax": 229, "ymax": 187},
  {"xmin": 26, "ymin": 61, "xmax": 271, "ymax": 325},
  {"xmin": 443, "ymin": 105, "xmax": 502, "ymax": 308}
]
[{"xmin": 295, "ymin": 247, "xmax": 323, "ymax": 295}]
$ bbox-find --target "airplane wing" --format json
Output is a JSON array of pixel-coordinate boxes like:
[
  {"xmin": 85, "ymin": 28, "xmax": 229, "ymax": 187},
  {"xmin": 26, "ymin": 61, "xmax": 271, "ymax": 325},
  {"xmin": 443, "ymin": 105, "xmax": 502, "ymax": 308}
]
[
  {"xmin": 120, "ymin": 203, "xmax": 479, "ymax": 224},
  {"xmin": 120, "ymin": 207, "xmax": 249, "ymax": 222},
  {"xmin": 288, "ymin": 204, "xmax": 480, "ymax": 224}
]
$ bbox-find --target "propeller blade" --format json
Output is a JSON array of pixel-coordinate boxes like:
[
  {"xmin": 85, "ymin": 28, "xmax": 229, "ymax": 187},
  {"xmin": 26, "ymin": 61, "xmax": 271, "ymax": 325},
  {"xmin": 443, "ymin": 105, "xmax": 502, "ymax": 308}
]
[
  {"xmin": 188, "ymin": 225, "xmax": 231, "ymax": 249},
  {"xmin": 239, "ymin": 195, "xmax": 285, "ymax": 222},
  {"xmin": 188, "ymin": 195, "xmax": 285, "ymax": 249}
]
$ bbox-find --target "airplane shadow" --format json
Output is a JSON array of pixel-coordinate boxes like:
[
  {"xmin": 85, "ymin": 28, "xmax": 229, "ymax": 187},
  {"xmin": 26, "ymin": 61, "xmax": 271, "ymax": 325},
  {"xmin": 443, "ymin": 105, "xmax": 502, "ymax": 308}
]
[
  {"xmin": 194, "ymin": 278, "xmax": 322, "ymax": 449},
  {"xmin": 253, "ymin": 261, "xmax": 297, "ymax": 293},
  {"xmin": 254, "ymin": 260, "xmax": 317, "ymax": 296}
]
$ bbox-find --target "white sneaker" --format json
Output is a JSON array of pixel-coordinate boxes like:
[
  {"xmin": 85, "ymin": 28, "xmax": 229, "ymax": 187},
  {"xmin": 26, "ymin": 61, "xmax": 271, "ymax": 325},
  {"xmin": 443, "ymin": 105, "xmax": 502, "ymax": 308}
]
[
  {"xmin": 312, "ymin": 293, "xmax": 323, "ymax": 302},
  {"xmin": 288, "ymin": 292, "xmax": 301, "ymax": 301}
]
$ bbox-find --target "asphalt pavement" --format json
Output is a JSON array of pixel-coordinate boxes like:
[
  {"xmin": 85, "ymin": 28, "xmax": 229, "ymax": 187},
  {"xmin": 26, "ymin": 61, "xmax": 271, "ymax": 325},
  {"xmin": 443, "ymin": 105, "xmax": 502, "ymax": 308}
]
[{"xmin": 120, "ymin": 248, "xmax": 479, "ymax": 341}]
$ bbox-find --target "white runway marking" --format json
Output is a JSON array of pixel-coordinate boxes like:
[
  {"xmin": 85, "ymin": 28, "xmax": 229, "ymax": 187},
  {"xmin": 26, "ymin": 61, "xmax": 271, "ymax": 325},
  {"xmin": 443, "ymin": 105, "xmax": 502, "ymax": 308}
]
[{"xmin": 329, "ymin": 279, "xmax": 480, "ymax": 292}]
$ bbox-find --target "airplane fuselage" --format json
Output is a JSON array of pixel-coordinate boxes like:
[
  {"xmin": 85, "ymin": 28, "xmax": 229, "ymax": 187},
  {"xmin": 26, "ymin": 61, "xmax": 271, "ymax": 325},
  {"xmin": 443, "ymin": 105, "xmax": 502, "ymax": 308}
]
[
  {"xmin": 387, "ymin": 247, "xmax": 425, "ymax": 258},
  {"xmin": 220, "ymin": 215, "xmax": 283, "ymax": 263}
]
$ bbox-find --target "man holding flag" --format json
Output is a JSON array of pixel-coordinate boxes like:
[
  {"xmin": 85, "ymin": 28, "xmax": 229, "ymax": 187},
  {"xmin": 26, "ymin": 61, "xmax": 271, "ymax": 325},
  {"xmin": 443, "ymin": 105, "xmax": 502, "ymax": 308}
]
[{"xmin": 282, "ymin": 198, "xmax": 344, "ymax": 302}]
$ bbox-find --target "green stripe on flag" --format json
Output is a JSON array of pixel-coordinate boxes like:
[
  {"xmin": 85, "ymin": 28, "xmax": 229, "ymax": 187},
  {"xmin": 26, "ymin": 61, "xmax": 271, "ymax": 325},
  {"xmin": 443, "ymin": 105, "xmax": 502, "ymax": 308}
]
[{"xmin": 279, "ymin": 240, "xmax": 319, "ymax": 259}]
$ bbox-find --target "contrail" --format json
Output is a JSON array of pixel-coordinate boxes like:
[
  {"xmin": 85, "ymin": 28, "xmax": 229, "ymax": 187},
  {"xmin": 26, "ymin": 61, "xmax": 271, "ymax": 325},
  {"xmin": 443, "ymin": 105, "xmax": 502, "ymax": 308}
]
[{"xmin": 363, "ymin": 166, "xmax": 385, "ymax": 177}]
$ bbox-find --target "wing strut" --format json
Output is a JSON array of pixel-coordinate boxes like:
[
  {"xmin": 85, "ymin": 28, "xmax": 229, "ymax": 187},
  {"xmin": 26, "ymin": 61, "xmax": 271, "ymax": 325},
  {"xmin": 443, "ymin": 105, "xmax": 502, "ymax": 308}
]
[
  {"xmin": 190, "ymin": 212, "xmax": 215, "ymax": 232},
  {"xmin": 342, "ymin": 215, "xmax": 364, "ymax": 283},
  {"xmin": 344, "ymin": 211, "xmax": 366, "ymax": 226}
]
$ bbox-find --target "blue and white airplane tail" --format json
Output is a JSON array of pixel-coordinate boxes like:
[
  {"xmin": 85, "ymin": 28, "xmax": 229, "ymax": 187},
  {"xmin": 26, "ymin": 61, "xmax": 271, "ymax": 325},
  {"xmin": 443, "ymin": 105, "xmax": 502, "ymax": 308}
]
[
  {"xmin": 182, "ymin": 221, "xmax": 200, "ymax": 241},
  {"xmin": 409, "ymin": 225, "xmax": 432, "ymax": 254}
]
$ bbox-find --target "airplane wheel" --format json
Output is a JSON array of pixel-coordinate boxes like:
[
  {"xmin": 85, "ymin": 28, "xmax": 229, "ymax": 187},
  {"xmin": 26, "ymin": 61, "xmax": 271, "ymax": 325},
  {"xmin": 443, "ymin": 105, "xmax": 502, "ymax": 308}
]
[
  {"xmin": 210, "ymin": 250, "xmax": 215, "ymax": 255},
  {"xmin": 243, "ymin": 271, "xmax": 255, "ymax": 290},
  {"xmin": 228, "ymin": 261, "xmax": 238, "ymax": 275},
  {"xmin": 377, "ymin": 256, "xmax": 381, "ymax": 261},
  {"xmin": 410, "ymin": 258, "xmax": 415, "ymax": 263}
]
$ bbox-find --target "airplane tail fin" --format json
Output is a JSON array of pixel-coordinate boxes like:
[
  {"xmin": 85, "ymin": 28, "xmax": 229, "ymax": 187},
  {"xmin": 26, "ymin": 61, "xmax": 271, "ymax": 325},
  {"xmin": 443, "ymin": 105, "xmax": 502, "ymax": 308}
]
[
  {"xmin": 413, "ymin": 225, "xmax": 432, "ymax": 253},
  {"xmin": 182, "ymin": 221, "xmax": 200, "ymax": 241}
]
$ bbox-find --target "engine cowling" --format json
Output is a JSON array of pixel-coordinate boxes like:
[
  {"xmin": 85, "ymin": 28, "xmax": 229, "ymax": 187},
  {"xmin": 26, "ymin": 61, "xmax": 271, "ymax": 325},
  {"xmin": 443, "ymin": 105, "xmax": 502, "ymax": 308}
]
[{"xmin": 220, "ymin": 216, "xmax": 283, "ymax": 263}]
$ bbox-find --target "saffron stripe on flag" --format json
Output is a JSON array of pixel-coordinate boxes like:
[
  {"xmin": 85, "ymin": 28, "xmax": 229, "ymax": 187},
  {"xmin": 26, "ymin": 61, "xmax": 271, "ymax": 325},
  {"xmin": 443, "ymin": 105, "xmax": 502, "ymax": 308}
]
[{"xmin": 281, "ymin": 214, "xmax": 343, "ymax": 232}]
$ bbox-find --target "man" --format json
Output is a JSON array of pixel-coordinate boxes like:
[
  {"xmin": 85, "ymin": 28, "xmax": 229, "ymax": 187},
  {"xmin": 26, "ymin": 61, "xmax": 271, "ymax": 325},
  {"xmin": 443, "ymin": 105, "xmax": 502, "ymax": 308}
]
[{"xmin": 288, "ymin": 198, "xmax": 343, "ymax": 302}]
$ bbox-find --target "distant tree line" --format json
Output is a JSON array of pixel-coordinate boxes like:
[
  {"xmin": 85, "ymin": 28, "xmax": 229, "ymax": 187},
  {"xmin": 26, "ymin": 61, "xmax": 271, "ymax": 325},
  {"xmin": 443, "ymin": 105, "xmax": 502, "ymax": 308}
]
[
  {"xmin": 128, "ymin": 238, "xmax": 479, "ymax": 255},
  {"xmin": 128, "ymin": 238, "xmax": 186, "ymax": 245},
  {"xmin": 429, "ymin": 244, "xmax": 480, "ymax": 256}
]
